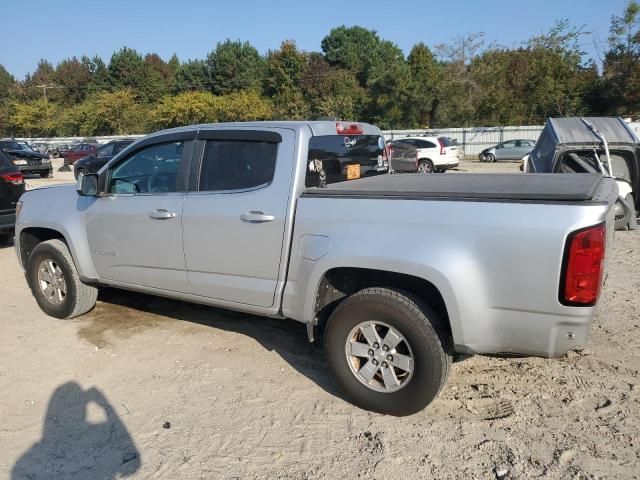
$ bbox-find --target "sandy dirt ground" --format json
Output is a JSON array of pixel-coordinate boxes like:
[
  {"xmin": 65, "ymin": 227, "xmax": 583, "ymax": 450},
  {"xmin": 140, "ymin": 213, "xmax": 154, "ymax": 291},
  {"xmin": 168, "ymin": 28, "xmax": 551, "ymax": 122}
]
[{"xmin": 1, "ymin": 159, "xmax": 638, "ymax": 479}]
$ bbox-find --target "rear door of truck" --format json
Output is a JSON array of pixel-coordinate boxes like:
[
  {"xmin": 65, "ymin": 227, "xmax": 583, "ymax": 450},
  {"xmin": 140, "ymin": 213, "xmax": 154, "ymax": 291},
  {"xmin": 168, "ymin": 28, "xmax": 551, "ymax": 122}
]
[{"xmin": 181, "ymin": 128, "xmax": 296, "ymax": 308}]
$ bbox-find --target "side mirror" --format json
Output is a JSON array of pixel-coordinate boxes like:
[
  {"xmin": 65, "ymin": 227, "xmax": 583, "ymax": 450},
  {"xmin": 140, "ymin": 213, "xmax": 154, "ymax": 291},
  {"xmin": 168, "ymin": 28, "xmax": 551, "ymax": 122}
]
[{"xmin": 76, "ymin": 173, "xmax": 99, "ymax": 196}]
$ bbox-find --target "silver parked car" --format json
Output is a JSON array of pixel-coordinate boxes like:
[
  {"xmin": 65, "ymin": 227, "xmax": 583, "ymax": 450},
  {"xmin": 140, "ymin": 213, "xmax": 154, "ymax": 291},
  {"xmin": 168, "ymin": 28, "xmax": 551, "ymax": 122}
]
[{"xmin": 479, "ymin": 139, "xmax": 535, "ymax": 162}]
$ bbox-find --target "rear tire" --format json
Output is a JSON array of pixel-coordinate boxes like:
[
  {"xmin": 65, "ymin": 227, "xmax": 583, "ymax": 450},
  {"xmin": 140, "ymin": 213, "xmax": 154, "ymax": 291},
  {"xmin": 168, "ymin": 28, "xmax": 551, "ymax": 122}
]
[
  {"xmin": 27, "ymin": 239, "xmax": 97, "ymax": 319},
  {"xmin": 417, "ymin": 159, "xmax": 434, "ymax": 173},
  {"xmin": 324, "ymin": 287, "xmax": 452, "ymax": 416}
]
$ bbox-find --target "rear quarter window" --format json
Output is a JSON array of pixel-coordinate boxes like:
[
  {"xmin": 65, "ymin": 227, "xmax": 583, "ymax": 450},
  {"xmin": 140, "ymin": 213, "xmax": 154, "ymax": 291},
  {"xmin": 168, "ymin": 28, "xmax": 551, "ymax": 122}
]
[{"xmin": 306, "ymin": 135, "xmax": 387, "ymax": 187}]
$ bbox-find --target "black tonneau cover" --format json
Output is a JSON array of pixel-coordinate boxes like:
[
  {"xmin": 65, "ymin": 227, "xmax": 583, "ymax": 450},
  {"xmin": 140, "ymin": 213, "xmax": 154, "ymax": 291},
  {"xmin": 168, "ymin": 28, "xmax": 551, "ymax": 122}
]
[{"xmin": 303, "ymin": 173, "xmax": 605, "ymax": 202}]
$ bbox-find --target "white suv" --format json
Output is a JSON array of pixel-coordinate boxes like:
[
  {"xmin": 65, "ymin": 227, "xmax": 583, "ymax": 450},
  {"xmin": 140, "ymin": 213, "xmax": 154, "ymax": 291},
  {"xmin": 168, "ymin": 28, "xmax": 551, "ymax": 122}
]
[{"xmin": 391, "ymin": 136, "xmax": 460, "ymax": 173}]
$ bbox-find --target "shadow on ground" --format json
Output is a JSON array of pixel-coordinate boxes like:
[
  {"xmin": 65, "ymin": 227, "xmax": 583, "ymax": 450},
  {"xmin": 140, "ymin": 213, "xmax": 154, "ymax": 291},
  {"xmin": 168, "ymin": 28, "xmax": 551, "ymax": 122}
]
[
  {"xmin": 80, "ymin": 287, "xmax": 343, "ymax": 399},
  {"xmin": 12, "ymin": 382, "xmax": 140, "ymax": 480}
]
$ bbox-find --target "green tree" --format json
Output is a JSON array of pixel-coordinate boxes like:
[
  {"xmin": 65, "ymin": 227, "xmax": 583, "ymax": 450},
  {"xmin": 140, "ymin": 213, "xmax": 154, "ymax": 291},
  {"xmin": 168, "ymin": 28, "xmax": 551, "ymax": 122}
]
[
  {"xmin": 87, "ymin": 56, "xmax": 111, "ymax": 94},
  {"xmin": 266, "ymin": 41, "xmax": 310, "ymax": 118},
  {"xmin": 300, "ymin": 54, "xmax": 364, "ymax": 120},
  {"xmin": 8, "ymin": 98, "xmax": 60, "ymax": 136},
  {"xmin": 22, "ymin": 59, "xmax": 61, "ymax": 102},
  {"xmin": 108, "ymin": 47, "xmax": 146, "ymax": 92},
  {"xmin": 0, "ymin": 64, "xmax": 16, "ymax": 135},
  {"xmin": 151, "ymin": 91, "xmax": 220, "ymax": 128},
  {"xmin": 434, "ymin": 33, "xmax": 486, "ymax": 126},
  {"xmin": 321, "ymin": 26, "xmax": 381, "ymax": 86},
  {"xmin": 206, "ymin": 40, "xmax": 265, "ymax": 95},
  {"xmin": 265, "ymin": 40, "xmax": 307, "ymax": 94},
  {"xmin": 216, "ymin": 90, "xmax": 273, "ymax": 121},
  {"xmin": 365, "ymin": 40, "xmax": 412, "ymax": 128},
  {"xmin": 142, "ymin": 53, "xmax": 174, "ymax": 101},
  {"xmin": 55, "ymin": 56, "xmax": 93, "ymax": 105},
  {"xmin": 523, "ymin": 20, "xmax": 591, "ymax": 120},
  {"xmin": 71, "ymin": 89, "xmax": 148, "ymax": 135},
  {"xmin": 407, "ymin": 43, "xmax": 442, "ymax": 127},
  {"xmin": 174, "ymin": 59, "xmax": 209, "ymax": 93},
  {"xmin": 601, "ymin": 1, "xmax": 640, "ymax": 115}
]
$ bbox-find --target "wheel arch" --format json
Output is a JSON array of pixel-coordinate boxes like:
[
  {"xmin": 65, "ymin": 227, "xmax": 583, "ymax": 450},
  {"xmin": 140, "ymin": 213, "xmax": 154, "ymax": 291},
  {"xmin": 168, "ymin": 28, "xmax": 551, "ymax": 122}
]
[
  {"xmin": 18, "ymin": 226, "xmax": 97, "ymax": 282},
  {"xmin": 310, "ymin": 266, "xmax": 455, "ymax": 346},
  {"xmin": 19, "ymin": 227, "xmax": 68, "ymax": 270}
]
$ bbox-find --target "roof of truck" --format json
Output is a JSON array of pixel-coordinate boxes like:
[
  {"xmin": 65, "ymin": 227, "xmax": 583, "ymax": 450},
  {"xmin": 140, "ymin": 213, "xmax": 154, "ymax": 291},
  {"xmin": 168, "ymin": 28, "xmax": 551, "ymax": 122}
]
[
  {"xmin": 547, "ymin": 117, "xmax": 639, "ymax": 145},
  {"xmin": 145, "ymin": 121, "xmax": 381, "ymax": 139}
]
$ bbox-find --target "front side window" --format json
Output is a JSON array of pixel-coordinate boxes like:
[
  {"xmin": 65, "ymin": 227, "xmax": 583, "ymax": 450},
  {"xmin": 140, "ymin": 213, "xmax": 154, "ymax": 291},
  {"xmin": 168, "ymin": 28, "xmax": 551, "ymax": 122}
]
[
  {"xmin": 199, "ymin": 140, "xmax": 277, "ymax": 192},
  {"xmin": 109, "ymin": 141, "xmax": 184, "ymax": 194},
  {"xmin": 502, "ymin": 141, "xmax": 517, "ymax": 148}
]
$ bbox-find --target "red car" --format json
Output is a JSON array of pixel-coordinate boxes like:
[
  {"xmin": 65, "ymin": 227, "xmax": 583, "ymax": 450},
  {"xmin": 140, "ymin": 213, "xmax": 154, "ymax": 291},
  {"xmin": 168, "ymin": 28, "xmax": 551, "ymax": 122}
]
[{"xmin": 63, "ymin": 143, "xmax": 98, "ymax": 165}]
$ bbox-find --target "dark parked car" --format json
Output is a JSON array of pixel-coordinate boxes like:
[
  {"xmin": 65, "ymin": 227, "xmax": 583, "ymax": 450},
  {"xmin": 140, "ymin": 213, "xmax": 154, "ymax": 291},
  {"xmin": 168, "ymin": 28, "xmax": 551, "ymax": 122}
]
[
  {"xmin": 479, "ymin": 139, "xmax": 536, "ymax": 162},
  {"xmin": 0, "ymin": 149, "xmax": 25, "ymax": 243},
  {"xmin": 386, "ymin": 140, "xmax": 418, "ymax": 172},
  {"xmin": 63, "ymin": 143, "xmax": 98, "ymax": 165},
  {"xmin": 525, "ymin": 116, "xmax": 639, "ymax": 230},
  {"xmin": 0, "ymin": 139, "xmax": 53, "ymax": 178},
  {"xmin": 74, "ymin": 140, "xmax": 136, "ymax": 178}
]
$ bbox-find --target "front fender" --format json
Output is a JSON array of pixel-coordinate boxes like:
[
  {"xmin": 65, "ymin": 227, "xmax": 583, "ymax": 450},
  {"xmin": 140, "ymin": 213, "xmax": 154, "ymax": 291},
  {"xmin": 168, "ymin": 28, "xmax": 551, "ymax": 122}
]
[{"xmin": 15, "ymin": 185, "xmax": 98, "ymax": 280}]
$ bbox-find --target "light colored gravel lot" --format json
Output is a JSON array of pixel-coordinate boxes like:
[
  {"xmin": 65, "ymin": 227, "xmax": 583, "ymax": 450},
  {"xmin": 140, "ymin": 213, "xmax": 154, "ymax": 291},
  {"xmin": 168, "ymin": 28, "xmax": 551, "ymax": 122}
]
[{"xmin": 1, "ymin": 159, "xmax": 638, "ymax": 479}]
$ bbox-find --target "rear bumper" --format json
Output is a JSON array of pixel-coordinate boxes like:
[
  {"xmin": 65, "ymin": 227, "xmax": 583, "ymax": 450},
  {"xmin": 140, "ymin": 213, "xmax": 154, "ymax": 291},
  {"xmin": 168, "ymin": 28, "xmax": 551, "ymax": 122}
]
[
  {"xmin": 19, "ymin": 164, "xmax": 52, "ymax": 174},
  {"xmin": 455, "ymin": 308, "xmax": 596, "ymax": 358}
]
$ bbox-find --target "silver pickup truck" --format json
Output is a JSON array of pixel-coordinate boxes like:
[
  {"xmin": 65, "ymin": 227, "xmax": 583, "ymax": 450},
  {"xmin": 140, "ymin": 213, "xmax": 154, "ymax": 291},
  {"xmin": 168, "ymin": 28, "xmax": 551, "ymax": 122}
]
[{"xmin": 15, "ymin": 121, "xmax": 617, "ymax": 416}]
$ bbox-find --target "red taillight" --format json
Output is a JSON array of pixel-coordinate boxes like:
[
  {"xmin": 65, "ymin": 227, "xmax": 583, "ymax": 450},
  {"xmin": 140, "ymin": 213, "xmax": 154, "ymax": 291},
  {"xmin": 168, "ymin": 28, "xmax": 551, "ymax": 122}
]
[
  {"xmin": 0, "ymin": 172, "xmax": 23, "ymax": 185},
  {"xmin": 561, "ymin": 223, "xmax": 606, "ymax": 306},
  {"xmin": 336, "ymin": 122, "xmax": 363, "ymax": 135},
  {"xmin": 437, "ymin": 138, "xmax": 446, "ymax": 155}
]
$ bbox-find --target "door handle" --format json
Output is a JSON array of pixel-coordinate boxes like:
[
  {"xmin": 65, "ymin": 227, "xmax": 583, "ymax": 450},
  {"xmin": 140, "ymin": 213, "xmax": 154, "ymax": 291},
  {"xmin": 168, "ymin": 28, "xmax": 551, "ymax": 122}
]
[
  {"xmin": 149, "ymin": 209, "xmax": 176, "ymax": 220},
  {"xmin": 240, "ymin": 211, "xmax": 275, "ymax": 223}
]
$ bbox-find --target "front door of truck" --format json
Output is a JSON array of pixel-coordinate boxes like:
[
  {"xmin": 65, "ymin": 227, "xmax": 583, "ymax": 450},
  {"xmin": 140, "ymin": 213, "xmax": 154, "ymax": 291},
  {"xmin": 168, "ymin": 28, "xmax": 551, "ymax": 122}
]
[
  {"xmin": 85, "ymin": 133, "xmax": 195, "ymax": 292},
  {"xmin": 182, "ymin": 129, "xmax": 295, "ymax": 308}
]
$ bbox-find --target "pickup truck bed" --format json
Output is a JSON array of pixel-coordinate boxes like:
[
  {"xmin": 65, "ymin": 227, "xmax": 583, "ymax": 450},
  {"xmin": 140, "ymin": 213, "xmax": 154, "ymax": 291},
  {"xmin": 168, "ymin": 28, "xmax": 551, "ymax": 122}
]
[{"xmin": 304, "ymin": 173, "xmax": 610, "ymax": 202}]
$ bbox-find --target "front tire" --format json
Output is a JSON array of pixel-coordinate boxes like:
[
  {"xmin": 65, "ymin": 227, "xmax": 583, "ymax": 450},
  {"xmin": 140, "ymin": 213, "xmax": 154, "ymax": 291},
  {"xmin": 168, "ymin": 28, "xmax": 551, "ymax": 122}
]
[
  {"xmin": 27, "ymin": 239, "xmax": 97, "ymax": 319},
  {"xmin": 486, "ymin": 153, "xmax": 496, "ymax": 163},
  {"xmin": 417, "ymin": 159, "xmax": 434, "ymax": 173},
  {"xmin": 324, "ymin": 287, "xmax": 452, "ymax": 416}
]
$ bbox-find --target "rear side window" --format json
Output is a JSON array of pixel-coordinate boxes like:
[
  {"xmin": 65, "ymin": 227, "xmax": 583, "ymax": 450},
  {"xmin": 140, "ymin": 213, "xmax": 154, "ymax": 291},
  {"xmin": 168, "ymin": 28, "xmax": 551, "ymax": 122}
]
[
  {"xmin": 437, "ymin": 137, "xmax": 453, "ymax": 147},
  {"xmin": 417, "ymin": 140, "xmax": 437, "ymax": 148},
  {"xmin": 306, "ymin": 135, "xmax": 387, "ymax": 187},
  {"xmin": 199, "ymin": 140, "xmax": 277, "ymax": 192}
]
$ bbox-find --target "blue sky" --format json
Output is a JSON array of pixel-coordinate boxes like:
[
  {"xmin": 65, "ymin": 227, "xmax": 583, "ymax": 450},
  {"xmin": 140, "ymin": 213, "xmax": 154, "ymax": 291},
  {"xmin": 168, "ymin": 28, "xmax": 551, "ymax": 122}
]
[{"xmin": 1, "ymin": 0, "xmax": 630, "ymax": 79}]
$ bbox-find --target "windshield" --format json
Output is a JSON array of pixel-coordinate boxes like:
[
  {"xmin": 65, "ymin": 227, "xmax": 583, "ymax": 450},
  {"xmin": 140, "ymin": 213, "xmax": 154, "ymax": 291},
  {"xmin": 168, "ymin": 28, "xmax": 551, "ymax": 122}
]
[{"xmin": 0, "ymin": 140, "xmax": 22, "ymax": 151}]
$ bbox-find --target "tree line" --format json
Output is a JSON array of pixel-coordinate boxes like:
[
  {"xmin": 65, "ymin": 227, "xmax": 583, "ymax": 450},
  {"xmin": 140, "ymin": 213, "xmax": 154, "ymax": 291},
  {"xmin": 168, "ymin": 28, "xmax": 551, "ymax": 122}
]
[{"xmin": 1, "ymin": 2, "xmax": 639, "ymax": 137}]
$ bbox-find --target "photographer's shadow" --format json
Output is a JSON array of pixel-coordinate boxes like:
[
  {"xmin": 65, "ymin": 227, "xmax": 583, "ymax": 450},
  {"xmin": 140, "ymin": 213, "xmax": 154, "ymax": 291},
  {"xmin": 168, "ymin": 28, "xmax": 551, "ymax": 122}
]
[{"xmin": 12, "ymin": 382, "xmax": 140, "ymax": 480}]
